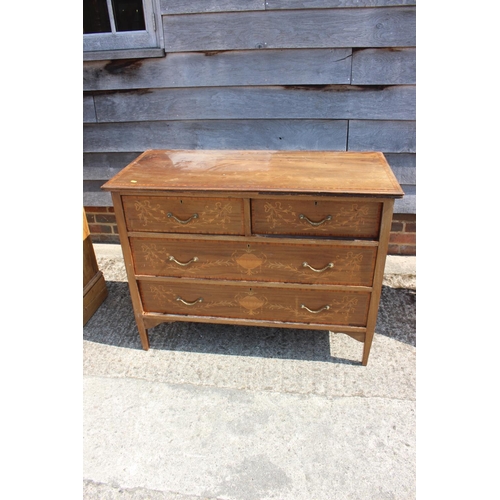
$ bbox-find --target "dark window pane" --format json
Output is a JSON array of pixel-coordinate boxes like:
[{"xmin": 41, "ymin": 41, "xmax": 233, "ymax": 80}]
[
  {"xmin": 112, "ymin": 0, "xmax": 146, "ymax": 32},
  {"xmin": 83, "ymin": 0, "xmax": 111, "ymax": 34}
]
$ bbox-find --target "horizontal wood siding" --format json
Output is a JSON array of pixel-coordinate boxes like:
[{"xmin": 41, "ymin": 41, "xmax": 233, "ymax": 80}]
[
  {"xmin": 163, "ymin": 8, "xmax": 416, "ymax": 51},
  {"xmin": 348, "ymin": 120, "xmax": 416, "ymax": 152},
  {"xmin": 83, "ymin": 120, "xmax": 348, "ymax": 152},
  {"xmin": 90, "ymin": 86, "xmax": 415, "ymax": 122},
  {"xmin": 160, "ymin": 0, "xmax": 265, "ymax": 14},
  {"xmin": 352, "ymin": 48, "xmax": 416, "ymax": 85},
  {"xmin": 83, "ymin": 49, "xmax": 352, "ymax": 90},
  {"xmin": 83, "ymin": 4, "xmax": 416, "ymax": 214},
  {"xmin": 265, "ymin": 1, "xmax": 416, "ymax": 9}
]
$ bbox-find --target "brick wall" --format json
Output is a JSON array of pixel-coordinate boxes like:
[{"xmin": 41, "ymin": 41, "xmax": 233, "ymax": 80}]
[{"xmin": 84, "ymin": 208, "xmax": 416, "ymax": 256}]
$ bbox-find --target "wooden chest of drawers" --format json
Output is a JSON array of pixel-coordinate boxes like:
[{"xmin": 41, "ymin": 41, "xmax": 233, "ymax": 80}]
[{"xmin": 102, "ymin": 150, "xmax": 404, "ymax": 365}]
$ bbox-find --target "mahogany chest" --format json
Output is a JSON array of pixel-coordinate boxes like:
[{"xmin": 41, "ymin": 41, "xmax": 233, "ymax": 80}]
[{"xmin": 102, "ymin": 150, "xmax": 404, "ymax": 365}]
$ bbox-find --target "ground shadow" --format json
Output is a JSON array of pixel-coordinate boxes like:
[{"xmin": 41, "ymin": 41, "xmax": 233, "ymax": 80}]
[{"xmin": 84, "ymin": 281, "xmax": 415, "ymax": 364}]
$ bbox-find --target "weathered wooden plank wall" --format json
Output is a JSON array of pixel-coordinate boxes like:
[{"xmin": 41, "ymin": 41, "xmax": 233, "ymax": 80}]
[{"xmin": 83, "ymin": 2, "xmax": 416, "ymax": 213}]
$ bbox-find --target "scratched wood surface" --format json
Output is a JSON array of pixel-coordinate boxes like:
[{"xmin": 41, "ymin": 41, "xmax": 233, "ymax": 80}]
[{"xmin": 102, "ymin": 150, "xmax": 404, "ymax": 198}]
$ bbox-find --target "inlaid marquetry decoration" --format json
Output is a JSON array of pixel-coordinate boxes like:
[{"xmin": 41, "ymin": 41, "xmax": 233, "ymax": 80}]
[
  {"xmin": 122, "ymin": 195, "xmax": 245, "ymax": 234},
  {"xmin": 262, "ymin": 201, "xmax": 296, "ymax": 229},
  {"xmin": 134, "ymin": 199, "xmax": 164, "ymax": 226},
  {"xmin": 140, "ymin": 282, "xmax": 368, "ymax": 325},
  {"xmin": 132, "ymin": 240, "xmax": 374, "ymax": 286},
  {"xmin": 261, "ymin": 201, "xmax": 372, "ymax": 231},
  {"xmin": 103, "ymin": 149, "xmax": 405, "ymax": 364}
]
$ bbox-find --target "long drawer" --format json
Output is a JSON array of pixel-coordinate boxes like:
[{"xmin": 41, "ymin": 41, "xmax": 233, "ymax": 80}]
[
  {"xmin": 251, "ymin": 198, "xmax": 382, "ymax": 238},
  {"xmin": 130, "ymin": 236, "xmax": 377, "ymax": 286},
  {"xmin": 122, "ymin": 195, "xmax": 245, "ymax": 234},
  {"xmin": 138, "ymin": 280, "xmax": 370, "ymax": 327}
]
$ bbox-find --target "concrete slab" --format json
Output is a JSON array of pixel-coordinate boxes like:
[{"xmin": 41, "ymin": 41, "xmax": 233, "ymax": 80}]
[{"xmin": 83, "ymin": 243, "xmax": 416, "ymax": 499}]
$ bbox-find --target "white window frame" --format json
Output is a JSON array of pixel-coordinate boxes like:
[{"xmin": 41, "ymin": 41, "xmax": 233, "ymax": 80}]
[{"xmin": 84, "ymin": 0, "xmax": 163, "ymax": 58}]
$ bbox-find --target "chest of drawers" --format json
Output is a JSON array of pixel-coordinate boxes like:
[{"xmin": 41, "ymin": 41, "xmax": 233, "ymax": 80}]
[{"xmin": 102, "ymin": 150, "xmax": 404, "ymax": 365}]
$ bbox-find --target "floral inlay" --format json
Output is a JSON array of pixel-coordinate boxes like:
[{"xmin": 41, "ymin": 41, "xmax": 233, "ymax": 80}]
[
  {"xmin": 262, "ymin": 202, "xmax": 296, "ymax": 228},
  {"xmin": 201, "ymin": 202, "xmax": 234, "ymax": 226},
  {"xmin": 134, "ymin": 200, "xmax": 165, "ymax": 226}
]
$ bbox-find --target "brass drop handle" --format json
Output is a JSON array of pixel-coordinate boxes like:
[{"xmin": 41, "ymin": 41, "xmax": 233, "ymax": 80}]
[
  {"xmin": 167, "ymin": 212, "xmax": 199, "ymax": 224},
  {"xmin": 299, "ymin": 214, "xmax": 332, "ymax": 226},
  {"xmin": 300, "ymin": 304, "xmax": 330, "ymax": 314},
  {"xmin": 302, "ymin": 262, "xmax": 334, "ymax": 273},
  {"xmin": 176, "ymin": 296, "xmax": 203, "ymax": 306},
  {"xmin": 168, "ymin": 256, "xmax": 199, "ymax": 266}
]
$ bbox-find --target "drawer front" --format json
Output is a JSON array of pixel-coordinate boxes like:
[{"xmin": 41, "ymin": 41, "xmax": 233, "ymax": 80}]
[
  {"xmin": 131, "ymin": 237, "xmax": 377, "ymax": 286},
  {"xmin": 122, "ymin": 195, "xmax": 245, "ymax": 235},
  {"xmin": 251, "ymin": 199, "xmax": 382, "ymax": 239},
  {"xmin": 139, "ymin": 281, "xmax": 370, "ymax": 327}
]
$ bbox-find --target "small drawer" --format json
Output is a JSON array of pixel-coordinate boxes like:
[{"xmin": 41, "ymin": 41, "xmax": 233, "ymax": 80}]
[
  {"xmin": 122, "ymin": 195, "xmax": 245, "ymax": 235},
  {"xmin": 130, "ymin": 236, "xmax": 377, "ymax": 286},
  {"xmin": 251, "ymin": 199, "xmax": 382, "ymax": 239},
  {"xmin": 139, "ymin": 280, "xmax": 370, "ymax": 327}
]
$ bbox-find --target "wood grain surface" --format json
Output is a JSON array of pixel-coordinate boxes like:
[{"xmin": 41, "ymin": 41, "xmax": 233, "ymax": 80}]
[
  {"xmin": 138, "ymin": 279, "xmax": 370, "ymax": 327},
  {"xmin": 102, "ymin": 150, "xmax": 404, "ymax": 198},
  {"xmin": 130, "ymin": 236, "xmax": 377, "ymax": 286}
]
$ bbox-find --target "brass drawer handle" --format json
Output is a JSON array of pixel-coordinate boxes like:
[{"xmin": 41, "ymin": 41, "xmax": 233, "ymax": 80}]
[
  {"xmin": 176, "ymin": 296, "xmax": 203, "ymax": 306},
  {"xmin": 167, "ymin": 212, "xmax": 199, "ymax": 224},
  {"xmin": 300, "ymin": 304, "xmax": 330, "ymax": 314},
  {"xmin": 299, "ymin": 214, "xmax": 332, "ymax": 226},
  {"xmin": 168, "ymin": 256, "xmax": 199, "ymax": 266},
  {"xmin": 302, "ymin": 262, "xmax": 334, "ymax": 273}
]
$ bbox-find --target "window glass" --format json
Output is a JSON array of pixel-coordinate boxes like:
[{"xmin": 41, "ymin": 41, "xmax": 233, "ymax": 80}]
[
  {"xmin": 84, "ymin": 0, "xmax": 112, "ymax": 34},
  {"xmin": 112, "ymin": 0, "xmax": 146, "ymax": 32}
]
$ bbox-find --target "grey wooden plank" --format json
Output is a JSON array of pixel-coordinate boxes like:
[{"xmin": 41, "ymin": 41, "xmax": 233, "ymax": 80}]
[
  {"xmin": 84, "ymin": 189, "xmax": 113, "ymax": 207},
  {"xmin": 84, "ymin": 180, "xmax": 113, "ymax": 206},
  {"xmin": 394, "ymin": 185, "xmax": 415, "ymax": 214},
  {"xmin": 348, "ymin": 120, "xmax": 416, "ymax": 153},
  {"xmin": 163, "ymin": 7, "xmax": 416, "ymax": 51},
  {"xmin": 83, "ymin": 49, "xmax": 352, "ymax": 91},
  {"xmin": 83, "ymin": 152, "xmax": 141, "ymax": 179},
  {"xmin": 83, "ymin": 120, "xmax": 348, "ymax": 152},
  {"xmin": 352, "ymin": 48, "xmax": 415, "ymax": 85},
  {"xmin": 160, "ymin": 0, "xmax": 264, "ymax": 14},
  {"xmin": 384, "ymin": 153, "xmax": 415, "ymax": 185},
  {"xmin": 93, "ymin": 86, "xmax": 415, "ymax": 122},
  {"xmin": 83, "ymin": 95, "xmax": 96, "ymax": 123},
  {"xmin": 266, "ymin": 1, "xmax": 416, "ymax": 8}
]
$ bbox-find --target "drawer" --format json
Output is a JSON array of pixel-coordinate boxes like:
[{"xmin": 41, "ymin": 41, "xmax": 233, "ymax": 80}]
[
  {"xmin": 122, "ymin": 195, "xmax": 245, "ymax": 235},
  {"xmin": 139, "ymin": 280, "xmax": 370, "ymax": 327},
  {"xmin": 130, "ymin": 237, "xmax": 377, "ymax": 286},
  {"xmin": 251, "ymin": 199, "xmax": 382, "ymax": 239}
]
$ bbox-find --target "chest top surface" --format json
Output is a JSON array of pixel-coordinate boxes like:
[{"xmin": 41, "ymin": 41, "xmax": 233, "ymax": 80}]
[{"xmin": 101, "ymin": 149, "xmax": 404, "ymax": 198}]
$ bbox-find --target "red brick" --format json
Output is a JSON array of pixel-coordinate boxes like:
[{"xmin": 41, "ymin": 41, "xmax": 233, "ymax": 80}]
[
  {"xmin": 89, "ymin": 224, "xmax": 112, "ymax": 234},
  {"xmin": 96, "ymin": 214, "xmax": 116, "ymax": 224},
  {"xmin": 85, "ymin": 213, "xmax": 95, "ymax": 224},
  {"xmin": 393, "ymin": 214, "xmax": 415, "ymax": 222},
  {"xmin": 405, "ymin": 222, "xmax": 416, "ymax": 233},
  {"xmin": 90, "ymin": 234, "xmax": 121, "ymax": 244},
  {"xmin": 391, "ymin": 222, "xmax": 404, "ymax": 232},
  {"xmin": 397, "ymin": 245, "xmax": 416, "ymax": 256},
  {"xmin": 84, "ymin": 206, "xmax": 108, "ymax": 213},
  {"xmin": 388, "ymin": 244, "xmax": 416, "ymax": 256},
  {"xmin": 389, "ymin": 232, "xmax": 416, "ymax": 245}
]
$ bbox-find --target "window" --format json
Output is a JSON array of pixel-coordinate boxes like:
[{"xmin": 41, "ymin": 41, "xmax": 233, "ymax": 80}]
[{"xmin": 83, "ymin": 0, "xmax": 163, "ymax": 58}]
